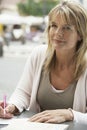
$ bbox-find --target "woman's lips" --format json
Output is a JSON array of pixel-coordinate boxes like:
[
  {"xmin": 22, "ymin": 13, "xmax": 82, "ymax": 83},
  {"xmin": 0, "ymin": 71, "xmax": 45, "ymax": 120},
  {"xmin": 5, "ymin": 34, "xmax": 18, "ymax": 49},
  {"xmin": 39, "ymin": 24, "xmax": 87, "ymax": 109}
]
[{"xmin": 53, "ymin": 39, "xmax": 65, "ymax": 43}]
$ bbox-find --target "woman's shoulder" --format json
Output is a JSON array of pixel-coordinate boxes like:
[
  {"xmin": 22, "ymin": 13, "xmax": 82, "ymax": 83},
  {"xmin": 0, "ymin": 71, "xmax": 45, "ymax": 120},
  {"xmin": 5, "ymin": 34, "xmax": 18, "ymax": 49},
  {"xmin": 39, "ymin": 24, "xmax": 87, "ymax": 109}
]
[
  {"xmin": 33, "ymin": 44, "xmax": 47, "ymax": 52},
  {"xmin": 31, "ymin": 44, "xmax": 47, "ymax": 57},
  {"xmin": 26, "ymin": 44, "xmax": 47, "ymax": 64},
  {"xmin": 79, "ymin": 67, "xmax": 87, "ymax": 80}
]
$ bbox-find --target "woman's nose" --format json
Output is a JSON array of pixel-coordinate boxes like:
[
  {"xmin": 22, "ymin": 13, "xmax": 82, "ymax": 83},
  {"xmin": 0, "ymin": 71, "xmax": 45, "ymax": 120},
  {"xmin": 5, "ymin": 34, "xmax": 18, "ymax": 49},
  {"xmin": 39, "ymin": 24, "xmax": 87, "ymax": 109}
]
[{"xmin": 55, "ymin": 28, "xmax": 63, "ymax": 37}]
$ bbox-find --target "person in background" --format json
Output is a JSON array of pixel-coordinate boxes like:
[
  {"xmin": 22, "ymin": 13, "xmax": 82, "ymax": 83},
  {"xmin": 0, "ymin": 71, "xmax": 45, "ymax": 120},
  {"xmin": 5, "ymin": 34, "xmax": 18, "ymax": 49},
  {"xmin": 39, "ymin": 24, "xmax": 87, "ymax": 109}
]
[{"xmin": 0, "ymin": 0, "xmax": 87, "ymax": 124}]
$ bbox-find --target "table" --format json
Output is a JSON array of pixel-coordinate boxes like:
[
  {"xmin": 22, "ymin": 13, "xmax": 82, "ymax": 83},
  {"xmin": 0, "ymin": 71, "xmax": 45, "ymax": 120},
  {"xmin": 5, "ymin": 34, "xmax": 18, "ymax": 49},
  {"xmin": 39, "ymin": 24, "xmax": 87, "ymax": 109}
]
[{"xmin": 0, "ymin": 110, "xmax": 87, "ymax": 130}]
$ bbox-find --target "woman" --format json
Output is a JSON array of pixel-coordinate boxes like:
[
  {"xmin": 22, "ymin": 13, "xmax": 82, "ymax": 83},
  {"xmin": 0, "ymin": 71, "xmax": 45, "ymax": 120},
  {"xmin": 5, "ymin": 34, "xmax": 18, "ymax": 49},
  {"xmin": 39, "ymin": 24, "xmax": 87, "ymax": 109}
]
[{"xmin": 0, "ymin": 0, "xmax": 87, "ymax": 124}]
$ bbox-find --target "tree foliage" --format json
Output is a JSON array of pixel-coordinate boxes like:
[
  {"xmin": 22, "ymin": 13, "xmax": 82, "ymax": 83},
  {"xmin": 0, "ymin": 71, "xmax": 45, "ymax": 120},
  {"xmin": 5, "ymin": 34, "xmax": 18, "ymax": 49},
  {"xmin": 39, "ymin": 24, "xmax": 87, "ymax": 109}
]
[{"xmin": 17, "ymin": 0, "xmax": 60, "ymax": 16}]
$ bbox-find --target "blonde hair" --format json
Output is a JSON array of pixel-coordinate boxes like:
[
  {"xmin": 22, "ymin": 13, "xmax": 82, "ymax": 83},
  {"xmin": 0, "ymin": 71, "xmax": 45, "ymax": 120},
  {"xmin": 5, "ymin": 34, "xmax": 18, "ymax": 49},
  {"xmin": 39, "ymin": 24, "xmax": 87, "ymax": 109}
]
[{"xmin": 44, "ymin": 0, "xmax": 87, "ymax": 80}]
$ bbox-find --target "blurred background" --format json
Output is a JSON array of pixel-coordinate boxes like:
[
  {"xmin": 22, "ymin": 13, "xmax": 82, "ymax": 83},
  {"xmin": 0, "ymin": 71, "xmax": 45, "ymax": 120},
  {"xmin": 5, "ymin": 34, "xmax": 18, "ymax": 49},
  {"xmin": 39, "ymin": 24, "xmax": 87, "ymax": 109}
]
[{"xmin": 0, "ymin": 0, "xmax": 86, "ymax": 100}]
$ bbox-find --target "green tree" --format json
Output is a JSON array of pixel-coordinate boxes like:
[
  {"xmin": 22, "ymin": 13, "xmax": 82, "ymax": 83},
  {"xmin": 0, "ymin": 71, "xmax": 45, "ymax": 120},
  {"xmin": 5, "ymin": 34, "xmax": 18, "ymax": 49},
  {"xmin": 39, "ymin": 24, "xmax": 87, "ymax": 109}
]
[{"xmin": 17, "ymin": 0, "xmax": 59, "ymax": 16}]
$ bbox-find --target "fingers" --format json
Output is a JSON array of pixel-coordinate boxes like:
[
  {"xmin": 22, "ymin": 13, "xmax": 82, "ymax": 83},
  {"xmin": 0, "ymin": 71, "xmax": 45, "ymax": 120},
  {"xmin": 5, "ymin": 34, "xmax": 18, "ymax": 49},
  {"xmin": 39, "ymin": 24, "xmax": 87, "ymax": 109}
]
[
  {"xmin": 2, "ymin": 113, "xmax": 13, "ymax": 119},
  {"xmin": 29, "ymin": 111, "xmax": 55, "ymax": 123},
  {"xmin": 0, "ymin": 102, "xmax": 4, "ymax": 108},
  {"xmin": 5, "ymin": 104, "xmax": 16, "ymax": 113},
  {"xmin": 29, "ymin": 114, "xmax": 66, "ymax": 123},
  {"xmin": 29, "ymin": 114, "xmax": 51, "ymax": 123},
  {"xmin": 29, "ymin": 110, "xmax": 68, "ymax": 123},
  {"xmin": 0, "ymin": 101, "xmax": 8, "ymax": 108},
  {"xmin": 0, "ymin": 106, "xmax": 13, "ymax": 119},
  {"xmin": 0, "ymin": 106, "xmax": 3, "ymax": 113},
  {"xmin": 29, "ymin": 111, "xmax": 49, "ymax": 121}
]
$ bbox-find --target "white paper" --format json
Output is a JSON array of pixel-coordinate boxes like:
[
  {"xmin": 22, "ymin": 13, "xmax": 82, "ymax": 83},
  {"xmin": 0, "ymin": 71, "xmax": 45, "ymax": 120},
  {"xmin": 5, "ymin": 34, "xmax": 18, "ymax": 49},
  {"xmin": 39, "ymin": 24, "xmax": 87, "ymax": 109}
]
[
  {"xmin": 1, "ymin": 118, "xmax": 69, "ymax": 130},
  {"xmin": 0, "ymin": 116, "xmax": 18, "ymax": 124}
]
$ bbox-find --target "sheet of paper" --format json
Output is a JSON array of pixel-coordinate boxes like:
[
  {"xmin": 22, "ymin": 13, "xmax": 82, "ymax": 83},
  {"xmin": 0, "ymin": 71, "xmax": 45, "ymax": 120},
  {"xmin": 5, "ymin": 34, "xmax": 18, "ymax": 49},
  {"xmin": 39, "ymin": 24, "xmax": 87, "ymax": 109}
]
[
  {"xmin": 1, "ymin": 118, "xmax": 69, "ymax": 130},
  {"xmin": 0, "ymin": 116, "xmax": 18, "ymax": 124}
]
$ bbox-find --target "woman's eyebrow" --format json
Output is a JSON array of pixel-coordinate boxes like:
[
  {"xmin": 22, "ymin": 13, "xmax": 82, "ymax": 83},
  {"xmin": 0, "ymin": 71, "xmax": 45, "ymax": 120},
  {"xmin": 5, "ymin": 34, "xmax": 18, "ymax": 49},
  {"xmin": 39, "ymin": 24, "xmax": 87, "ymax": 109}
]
[
  {"xmin": 51, "ymin": 21, "xmax": 71, "ymax": 25},
  {"xmin": 51, "ymin": 21, "xmax": 56, "ymax": 24}
]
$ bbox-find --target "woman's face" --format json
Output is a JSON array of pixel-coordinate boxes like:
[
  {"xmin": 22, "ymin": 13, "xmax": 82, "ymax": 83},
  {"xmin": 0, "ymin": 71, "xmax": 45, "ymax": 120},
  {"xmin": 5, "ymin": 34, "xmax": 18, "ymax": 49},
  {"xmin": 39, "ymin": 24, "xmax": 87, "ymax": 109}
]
[{"xmin": 49, "ymin": 14, "xmax": 81, "ymax": 52}]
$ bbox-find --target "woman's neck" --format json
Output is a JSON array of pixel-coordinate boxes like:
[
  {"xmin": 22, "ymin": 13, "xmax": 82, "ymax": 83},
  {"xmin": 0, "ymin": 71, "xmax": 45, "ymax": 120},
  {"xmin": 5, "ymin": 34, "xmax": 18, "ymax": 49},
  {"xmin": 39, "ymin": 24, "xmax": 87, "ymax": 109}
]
[{"xmin": 55, "ymin": 50, "xmax": 75, "ymax": 68}]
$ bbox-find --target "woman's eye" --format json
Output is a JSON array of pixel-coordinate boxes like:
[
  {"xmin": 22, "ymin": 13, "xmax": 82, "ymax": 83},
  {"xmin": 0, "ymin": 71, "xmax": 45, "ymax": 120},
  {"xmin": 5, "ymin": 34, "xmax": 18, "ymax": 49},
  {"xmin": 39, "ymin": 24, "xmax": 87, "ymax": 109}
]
[
  {"xmin": 63, "ymin": 26, "xmax": 71, "ymax": 30},
  {"xmin": 50, "ymin": 24, "xmax": 57, "ymax": 28}
]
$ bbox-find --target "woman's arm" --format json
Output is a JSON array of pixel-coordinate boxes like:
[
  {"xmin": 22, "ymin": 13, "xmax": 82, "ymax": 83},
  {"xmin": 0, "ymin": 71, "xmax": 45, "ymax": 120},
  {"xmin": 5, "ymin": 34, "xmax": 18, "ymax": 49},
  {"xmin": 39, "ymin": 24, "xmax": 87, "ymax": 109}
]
[
  {"xmin": 72, "ymin": 110, "xmax": 87, "ymax": 124},
  {"xmin": 29, "ymin": 109, "xmax": 87, "ymax": 124},
  {"xmin": 8, "ymin": 52, "xmax": 35, "ymax": 112},
  {"xmin": 8, "ymin": 45, "xmax": 47, "ymax": 113},
  {"xmin": 5, "ymin": 104, "xmax": 19, "ymax": 115}
]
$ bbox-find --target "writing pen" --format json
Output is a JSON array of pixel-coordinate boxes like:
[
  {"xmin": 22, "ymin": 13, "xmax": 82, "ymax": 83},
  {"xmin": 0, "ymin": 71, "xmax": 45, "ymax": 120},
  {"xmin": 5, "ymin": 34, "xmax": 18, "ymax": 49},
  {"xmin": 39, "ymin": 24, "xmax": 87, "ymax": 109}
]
[{"xmin": 3, "ymin": 95, "xmax": 6, "ymax": 115}]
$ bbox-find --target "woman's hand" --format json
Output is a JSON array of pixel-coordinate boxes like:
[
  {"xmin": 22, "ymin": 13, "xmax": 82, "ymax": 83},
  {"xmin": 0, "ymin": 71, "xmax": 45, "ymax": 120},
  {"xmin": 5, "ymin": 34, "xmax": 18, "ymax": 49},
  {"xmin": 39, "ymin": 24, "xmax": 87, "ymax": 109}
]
[
  {"xmin": 0, "ymin": 101, "xmax": 4, "ymax": 108},
  {"xmin": 29, "ymin": 109, "xmax": 73, "ymax": 123},
  {"xmin": 5, "ymin": 104, "xmax": 19, "ymax": 115},
  {"xmin": 0, "ymin": 106, "xmax": 13, "ymax": 119},
  {"xmin": 0, "ymin": 101, "xmax": 8, "ymax": 108},
  {"xmin": 0, "ymin": 102, "xmax": 18, "ymax": 118}
]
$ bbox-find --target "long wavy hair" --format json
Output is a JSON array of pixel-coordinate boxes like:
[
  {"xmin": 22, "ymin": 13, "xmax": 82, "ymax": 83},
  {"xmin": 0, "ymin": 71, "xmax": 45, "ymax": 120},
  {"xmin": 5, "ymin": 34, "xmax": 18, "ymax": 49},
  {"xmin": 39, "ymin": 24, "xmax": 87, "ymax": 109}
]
[{"xmin": 44, "ymin": 0, "xmax": 87, "ymax": 80}]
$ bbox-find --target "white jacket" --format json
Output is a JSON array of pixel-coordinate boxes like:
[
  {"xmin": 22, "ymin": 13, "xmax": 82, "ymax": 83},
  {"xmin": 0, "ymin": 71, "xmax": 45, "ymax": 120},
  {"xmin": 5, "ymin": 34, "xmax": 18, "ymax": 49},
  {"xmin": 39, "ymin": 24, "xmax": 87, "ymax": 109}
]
[{"xmin": 9, "ymin": 45, "xmax": 87, "ymax": 123}]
